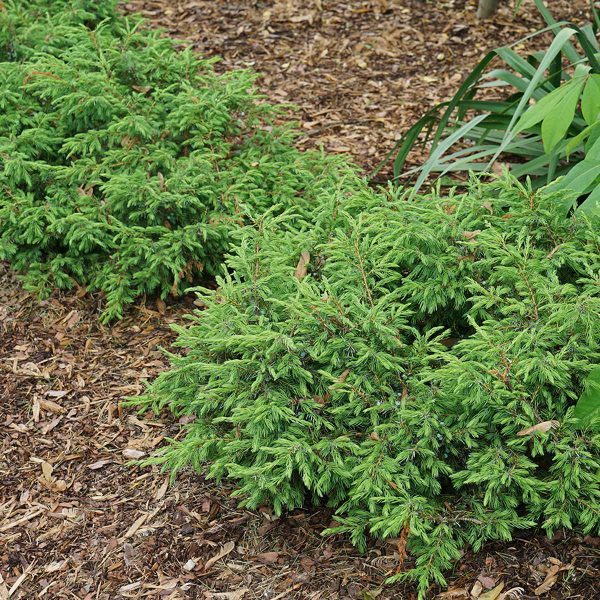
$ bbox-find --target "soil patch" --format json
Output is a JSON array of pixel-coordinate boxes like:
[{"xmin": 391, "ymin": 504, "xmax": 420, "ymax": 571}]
[{"xmin": 122, "ymin": 0, "xmax": 591, "ymax": 178}]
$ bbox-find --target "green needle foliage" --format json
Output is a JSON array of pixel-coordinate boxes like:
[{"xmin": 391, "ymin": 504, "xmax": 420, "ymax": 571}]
[
  {"xmin": 136, "ymin": 177, "xmax": 600, "ymax": 597},
  {"xmin": 0, "ymin": 0, "xmax": 351, "ymax": 320}
]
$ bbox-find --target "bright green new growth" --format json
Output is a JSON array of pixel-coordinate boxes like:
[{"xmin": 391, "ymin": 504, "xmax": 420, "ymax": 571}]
[
  {"xmin": 137, "ymin": 178, "xmax": 600, "ymax": 597},
  {"xmin": 0, "ymin": 0, "xmax": 351, "ymax": 320}
]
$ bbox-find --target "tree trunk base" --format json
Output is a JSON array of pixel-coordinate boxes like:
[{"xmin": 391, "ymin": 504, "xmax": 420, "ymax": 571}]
[{"xmin": 477, "ymin": 0, "xmax": 500, "ymax": 19}]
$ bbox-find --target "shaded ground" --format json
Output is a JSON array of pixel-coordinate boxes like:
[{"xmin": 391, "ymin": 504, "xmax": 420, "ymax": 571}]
[{"xmin": 2, "ymin": 1, "xmax": 600, "ymax": 599}]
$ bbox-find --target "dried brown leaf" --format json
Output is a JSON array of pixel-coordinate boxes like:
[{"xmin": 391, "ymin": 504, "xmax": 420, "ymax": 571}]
[
  {"xmin": 338, "ymin": 368, "xmax": 350, "ymax": 384},
  {"xmin": 471, "ymin": 581, "xmax": 483, "ymax": 598},
  {"xmin": 479, "ymin": 583, "xmax": 505, "ymax": 600},
  {"xmin": 517, "ymin": 420, "xmax": 559, "ymax": 436},
  {"xmin": 255, "ymin": 551, "xmax": 279, "ymax": 564},
  {"xmin": 204, "ymin": 541, "xmax": 235, "ymax": 570},
  {"xmin": 435, "ymin": 589, "xmax": 468, "ymax": 599},
  {"xmin": 41, "ymin": 461, "xmax": 53, "ymax": 479},
  {"xmin": 155, "ymin": 476, "xmax": 169, "ymax": 501},
  {"xmin": 39, "ymin": 399, "xmax": 65, "ymax": 413},
  {"xmin": 534, "ymin": 561, "xmax": 573, "ymax": 595},
  {"xmin": 294, "ymin": 251, "xmax": 311, "ymax": 280}
]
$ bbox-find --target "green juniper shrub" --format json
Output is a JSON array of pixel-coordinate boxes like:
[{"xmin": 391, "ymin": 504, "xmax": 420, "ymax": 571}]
[
  {"xmin": 0, "ymin": 0, "xmax": 122, "ymax": 61},
  {"xmin": 0, "ymin": 0, "xmax": 353, "ymax": 320},
  {"xmin": 135, "ymin": 177, "xmax": 600, "ymax": 597}
]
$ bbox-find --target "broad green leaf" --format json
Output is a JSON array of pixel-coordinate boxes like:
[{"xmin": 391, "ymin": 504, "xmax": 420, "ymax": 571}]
[
  {"xmin": 576, "ymin": 183, "xmax": 600, "ymax": 217},
  {"xmin": 516, "ymin": 73, "xmax": 586, "ymax": 148},
  {"xmin": 565, "ymin": 121, "xmax": 600, "ymax": 156},
  {"xmin": 547, "ymin": 159, "xmax": 600, "ymax": 194},
  {"xmin": 541, "ymin": 78, "xmax": 585, "ymax": 152},
  {"xmin": 585, "ymin": 130, "xmax": 600, "ymax": 160},
  {"xmin": 585, "ymin": 120, "xmax": 600, "ymax": 152},
  {"xmin": 581, "ymin": 74, "xmax": 600, "ymax": 125},
  {"xmin": 515, "ymin": 82, "xmax": 578, "ymax": 133},
  {"xmin": 545, "ymin": 136, "xmax": 600, "ymax": 212},
  {"xmin": 573, "ymin": 366, "xmax": 600, "ymax": 428},
  {"xmin": 490, "ymin": 27, "xmax": 581, "ymax": 168}
]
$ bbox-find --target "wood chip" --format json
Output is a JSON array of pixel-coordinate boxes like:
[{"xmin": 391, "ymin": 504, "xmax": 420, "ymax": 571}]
[{"xmin": 124, "ymin": 513, "xmax": 148, "ymax": 539}]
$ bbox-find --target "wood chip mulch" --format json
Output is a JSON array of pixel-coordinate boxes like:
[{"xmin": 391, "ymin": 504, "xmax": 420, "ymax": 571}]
[
  {"xmin": 2, "ymin": 1, "xmax": 600, "ymax": 599},
  {"xmin": 122, "ymin": 0, "xmax": 591, "ymax": 178}
]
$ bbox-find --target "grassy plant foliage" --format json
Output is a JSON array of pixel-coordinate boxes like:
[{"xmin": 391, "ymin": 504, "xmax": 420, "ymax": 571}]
[
  {"xmin": 0, "ymin": 0, "xmax": 350, "ymax": 320},
  {"xmin": 385, "ymin": 0, "xmax": 600, "ymax": 200},
  {"xmin": 137, "ymin": 178, "xmax": 600, "ymax": 596}
]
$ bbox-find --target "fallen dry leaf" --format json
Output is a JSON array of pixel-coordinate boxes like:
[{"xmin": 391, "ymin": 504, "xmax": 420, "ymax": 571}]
[
  {"xmin": 41, "ymin": 461, "xmax": 53, "ymax": 479},
  {"xmin": 255, "ymin": 551, "xmax": 279, "ymax": 564},
  {"xmin": 38, "ymin": 398, "xmax": 66, "ymax": 413},
  {"xmin": 294, "ymin": 251, "xmax": 311, "ymax": 280},
  {"xmin": 154, "ymin": 476, "xmax": 169, "ymax": 500},
  {"xmin": 337, "ymin": 368, "xmax": 350, "ymax": 384},
  {"xmin": 534, "ymin": 560, "xmax": 573, "ymax": 596},
  {"xmin": 88, "ymin": 459, "xmax": 111, "ymax": 470},
  {"xmin": 204, "ymin": 541, "xmax": 235, "ymax": 571},
  {"xmin": 517, "ymin": 420, "xmax": 560, "ymax": 436},
  {"xmin": 436, "ymin": 588, "xmax": 468, "ymax": 599},
  {"xmin": 479, "ymin": 582, "xmax": 504, "ymax": 600},
  {"xmin": 471, "ymin": 581, "xmax": 483, "ymax": 598},
  {"xmin": 118, "ymin": 581, "xmax": 142, "ymax": 593},
  {"xmin": 477, "ymin": 574, "xmax": 497, "ymax": 589}
]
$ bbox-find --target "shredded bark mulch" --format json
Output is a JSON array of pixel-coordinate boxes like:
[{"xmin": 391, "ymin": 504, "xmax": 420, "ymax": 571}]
[
  {"xmin": 2, "ymin": 1, "xmax": 600, "ymax": 599},
  {"xmin": 123, "ymin": 0, "xmax": 591, "ymax": 178}
]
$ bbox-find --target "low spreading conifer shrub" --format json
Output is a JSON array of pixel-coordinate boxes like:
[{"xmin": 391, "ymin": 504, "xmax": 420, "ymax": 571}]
[
  {"xmin": 136, "ymin": 178, "xmax": 600, "ymax": 596},
  {"xmin": 0, "ymin": 0, "xmax": 352, "ymax": 320}
]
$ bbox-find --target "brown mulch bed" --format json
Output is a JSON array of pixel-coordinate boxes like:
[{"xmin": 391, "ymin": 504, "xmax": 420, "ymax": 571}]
[
  {"xmin": 122, "ymin": 0, "xmax": 591, "ymax": 178},
  {"xmin": 2, "ymin": 1, "xmax": 600, "ymax": 599}
]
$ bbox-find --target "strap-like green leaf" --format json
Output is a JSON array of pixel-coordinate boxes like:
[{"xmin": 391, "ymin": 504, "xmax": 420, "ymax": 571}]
[
  {"xmin": 581, "ymin": 74, "xmax": 600, "ymax": 125},
  {"xmin": 540, "ymin": 77, "xmax": 586, "ymax": 152},
  {"xmin": 573, "ymin": 366, "xmax": 600, "ymax": 428},
  {"xmin": 576, "ymin": 183, "xmax": 600, "ymax": 216}
]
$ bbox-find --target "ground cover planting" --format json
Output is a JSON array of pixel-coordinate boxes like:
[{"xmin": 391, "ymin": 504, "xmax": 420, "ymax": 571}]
[
  {"xmin": 1, "ymin": 1, "xmax": 598, "ymax": 598},
  {"xmin": 137, "ymin": 176, "xmax": 600, "ymax": 596}
]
